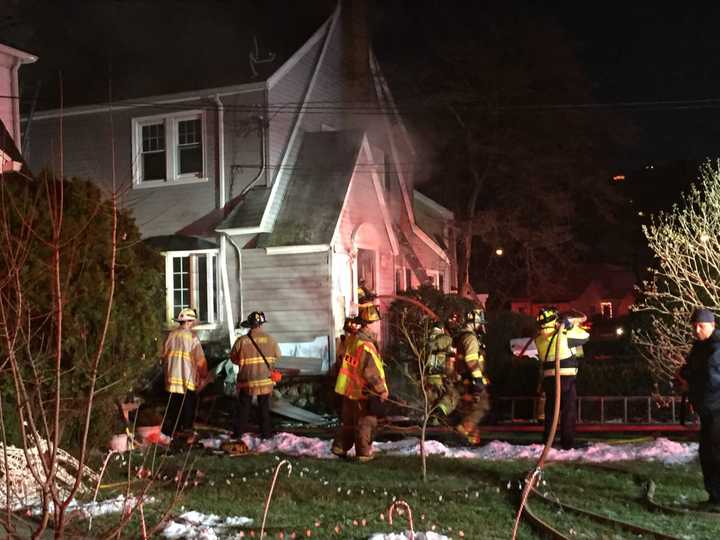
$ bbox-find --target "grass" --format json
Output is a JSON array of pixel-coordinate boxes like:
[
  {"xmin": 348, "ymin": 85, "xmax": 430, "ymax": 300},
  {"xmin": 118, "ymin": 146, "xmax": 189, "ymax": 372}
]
[{"xmin": 72, "ymin": 444, "xmax": 719, "ymax": 539}]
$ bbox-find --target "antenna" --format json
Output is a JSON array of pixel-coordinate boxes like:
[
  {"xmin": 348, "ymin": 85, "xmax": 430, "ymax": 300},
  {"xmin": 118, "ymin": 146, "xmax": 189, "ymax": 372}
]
[{"xmin": 248, "ymin": 35, "xmax": 276, "ymax": 78}]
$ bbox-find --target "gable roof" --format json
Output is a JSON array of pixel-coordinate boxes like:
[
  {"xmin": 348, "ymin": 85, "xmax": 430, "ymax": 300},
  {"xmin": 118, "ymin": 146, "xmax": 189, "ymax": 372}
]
[
  {"xmin": 8, "ymin": 1, "xmax": 333, "ymax": 112},
  {"xmin": 256, "ymin": 130, "xmax": 364, "ymax": 248}
]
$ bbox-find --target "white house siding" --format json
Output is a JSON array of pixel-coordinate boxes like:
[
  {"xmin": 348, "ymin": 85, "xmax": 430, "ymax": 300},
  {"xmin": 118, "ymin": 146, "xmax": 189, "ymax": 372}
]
[
  {"xmin": 262, "ymin": 11, "xmax": 344, "ymax": 232},
  {"xmin": 240, "ymin": 249, "xmax": 332, "ymax": 365},
  {"xmin": 222, "ymin": 91, "xmax": 268, "ymax": 200},
  {"xmin": 0, "ymin": 54, "xmax": 15, "ymax": 144},
  {"xmin": 334, "ymin": 167, "xmax": 395, "ymax": 344},
  {"xmin": 25, "ymin": 100, "xmax": 223, "ymax": 238},
  {"xmin": 398, "ymin": 211, "xmax": 450, "ymax": 291},
  {"xmin": 267, "ymin": 34, "xmax": 325, "ymax": 188}
]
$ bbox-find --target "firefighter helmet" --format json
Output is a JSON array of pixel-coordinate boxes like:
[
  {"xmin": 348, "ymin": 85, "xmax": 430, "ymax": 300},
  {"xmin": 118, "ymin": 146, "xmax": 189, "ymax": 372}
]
[
  {"xmin": 357, "ymin": 287, "xmax": 381, "ymax": 324},
  {"xmin": 240, "ymin": 311, "xmax": 267, "ymax": 328},
  {"xmin": 466, "ymin": 308, "xmax": 486, "ymax": 326},
  {"xmin": 537, "ymin": 306, "xmax": 559, "ymax": 328},
  {"xmin": 176, "ymin": 307, "xmax": 198, "ymax": 322}
]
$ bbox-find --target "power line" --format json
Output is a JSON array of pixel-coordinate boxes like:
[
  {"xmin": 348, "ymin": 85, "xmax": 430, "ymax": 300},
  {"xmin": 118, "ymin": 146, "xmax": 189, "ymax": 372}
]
[{"xmin": 7, "ymin": 94, "xmax": 720, "ymax": 116}]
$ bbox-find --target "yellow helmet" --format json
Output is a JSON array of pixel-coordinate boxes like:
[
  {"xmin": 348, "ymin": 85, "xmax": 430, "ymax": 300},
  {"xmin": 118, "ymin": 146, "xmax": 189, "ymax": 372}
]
[
  {"xmin": 357, "ymin": 286, "xmax": 381, "ymax": 324},
  {"xmin": 176, "ymin": 308, "xmax": 198, "ymax": 322}
]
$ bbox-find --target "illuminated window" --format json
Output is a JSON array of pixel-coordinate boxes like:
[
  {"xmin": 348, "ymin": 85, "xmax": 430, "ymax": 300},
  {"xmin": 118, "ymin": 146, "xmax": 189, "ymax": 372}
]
[
  {"xmin": 600, "ymin": 301, "xmax": 613, "ymax": 319},
  {"xmin": 133, "ymin": 111, "xmax": 206, "ymax": 187},
  {"xmin": 357, "ymin": 248, "xmax": 376, "ymax": 293},
  {"xmin": 426, "ymin": 269, "xmax": 441, "ymax": 290},
  {"xmin": 165, "ymin": 250, "xmax": 218, "ymax": 325}
]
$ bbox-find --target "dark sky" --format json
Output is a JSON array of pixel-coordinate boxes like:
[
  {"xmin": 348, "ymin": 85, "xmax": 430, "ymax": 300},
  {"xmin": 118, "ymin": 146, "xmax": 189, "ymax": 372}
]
[
  {"xmin": 5, "ymin": 1, "xmax": 720, "ymax": 167},
  {"xmin": 372, "ymin": 2, "xmax": 720, "ymax": 168}
]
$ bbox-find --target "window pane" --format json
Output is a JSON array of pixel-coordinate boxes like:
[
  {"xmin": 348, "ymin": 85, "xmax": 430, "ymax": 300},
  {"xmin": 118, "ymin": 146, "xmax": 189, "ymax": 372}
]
[
  {"xmin": 179, "ymin": 146, "xmax": 202, "ymax": 175},
  {"xmin": 198, "ymin": 255, "xmax": 208, "ymax": 322},
  {"xmin": 212, "ymin": 256, "xmax": 218, "ymax": 320},
  {"xmin": 178, "ymin": 118, "xmax": 202, "ymax": 175},
  {"xmin": 172, "ymin": 256, "xmax": 189, "ymax": 315},
  {"xmin": 142, "ymin": 152, "xmax": 166, "ymax": 181},
  {"xmin": 357, "ymin": 249, "xmax": 375, "ymax": 292},
  {"xmin": 142, "ymin": 123, "xmax": 165, "ymax": 151},
  {"xmin": 178, "ymin": 119, "xmax": 200, "ymax": 145}
]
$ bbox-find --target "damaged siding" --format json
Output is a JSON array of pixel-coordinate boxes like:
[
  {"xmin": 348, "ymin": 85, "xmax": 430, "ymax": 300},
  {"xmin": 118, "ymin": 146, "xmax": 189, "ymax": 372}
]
[{"xmin": 240, "ymin": 249, "xmax": 332, "ymax": 351}]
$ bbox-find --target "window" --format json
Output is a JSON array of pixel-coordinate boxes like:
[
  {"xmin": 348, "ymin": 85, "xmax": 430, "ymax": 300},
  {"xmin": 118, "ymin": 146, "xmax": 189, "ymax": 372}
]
[
  {"xmin": 133, "ymin": 111, "xmax": 206, "ymax": 187},
  {"xmin": 405, "ymin": 268, "xmax": 413, "ymax": 290},
  {"xmin": 600, "ymin": 301, "xmax": 613, "ymax": 319},
  {"xmin": 426, "ymin": 270, "xmax": 441, "ymax": 290},
  {"xmin": 165, "ymin": 251, "xmax": 218, "ymax": 325},
  {"xmin": 395, "ymin": 268, "xmax": 403, "ymax": 293},
  {"xmin": 357, "ymin": 248, "xmax": 376, "ymax": 293}
]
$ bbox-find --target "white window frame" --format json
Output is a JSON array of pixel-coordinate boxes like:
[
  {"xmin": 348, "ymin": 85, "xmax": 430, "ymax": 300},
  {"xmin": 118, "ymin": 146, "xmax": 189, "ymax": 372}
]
[
  {"xmin": 132, "ymin": 110, "xmax": 208, "ymax": 188},
  {"xmin": 426, "ymin": 269, "xmax": 441, "ymax": 290},
  {"xmin": 164, "ymin": 249, "xmax": 220, "ymax": 328},
  {"xmin": 600, "ymin": 301, "xmax": 613, "ymax": 319}
]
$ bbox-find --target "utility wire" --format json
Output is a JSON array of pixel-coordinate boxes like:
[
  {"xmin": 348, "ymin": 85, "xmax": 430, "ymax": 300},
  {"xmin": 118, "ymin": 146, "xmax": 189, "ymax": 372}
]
[{"xmin": 6, "ymin": 94, "xmax": 720, "ymax": 115}]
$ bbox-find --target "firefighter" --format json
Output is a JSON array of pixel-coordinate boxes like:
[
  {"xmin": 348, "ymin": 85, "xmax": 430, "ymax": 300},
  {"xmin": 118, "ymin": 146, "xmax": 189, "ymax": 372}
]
[
  {"xmin": 231, "ymin": 311, "xmax": 282, "ymax": 439},
  {"xmin": 328, "ymin": 317, "xmax": 361, "ymax": 413},
  {"xmin": 425, "ymin": 323, "xmax": 456, "ymax": 424},
  {"xmin": 534, "ymin": 306, "xmax": 590, "ymax": 450},
  {"xmin": 331, "ymin": 289, "xmax": 389, "ymax": 462},
  {"xmin": 160, "ymin": 307, "xmax": 208, "ymax": 445},
  {"xmin": 446, "ymin": 308, "xmax": 490, "ymax": 445}
]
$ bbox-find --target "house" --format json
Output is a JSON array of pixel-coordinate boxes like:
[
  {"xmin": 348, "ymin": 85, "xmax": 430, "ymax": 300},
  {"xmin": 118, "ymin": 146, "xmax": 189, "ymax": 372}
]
[
  {"xmin": 17, "ymin": 1, "xmax": 456, "ymax": 372},
  {"xmin": 0, "ymin": 42, "xmax": 36, "ymax": 171},
  {"xmin": 510, "ymin": 264, "xmax": 636, "ymax": 321}
]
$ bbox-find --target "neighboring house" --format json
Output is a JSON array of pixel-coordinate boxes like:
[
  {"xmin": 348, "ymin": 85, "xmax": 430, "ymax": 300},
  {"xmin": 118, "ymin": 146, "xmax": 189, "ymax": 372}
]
[
  {"xmin": 510, "ymin": 264, "xmax": 636, "ymax": 321},
  {"xmin": 18, "ymin": 2, "xmax": 456, "ymax": 372},
  {"xmin": 0, "ymin": 42, "xmax": 35, "ymax": 170}
]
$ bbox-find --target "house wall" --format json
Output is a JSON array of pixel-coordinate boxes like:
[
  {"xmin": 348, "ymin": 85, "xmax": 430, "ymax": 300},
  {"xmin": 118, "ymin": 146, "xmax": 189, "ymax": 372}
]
[
  {"xmin": 24, "ymin": 90, "xmax": 271, "ymax": 238},
  {"xmin": 0, "ymin": 53, "xmax": 16, "ymax": 145},
  {"xmin": 267, "ymin": 32, "xmax": 325, "ymax": 188},
  {"xmin": 222, "ymin": 91, "xmax": 269, "ymax": 200},
  {"xmin": 240, "ymin": 248, "xmax": 332, "ymax": 366},
  {"xmin": 334, "ymin": 166, "xmax": 396, "ymax": 346},
  {"xmin": 26, "ymin": 101, "xmax": 212, "ymax": 237}
]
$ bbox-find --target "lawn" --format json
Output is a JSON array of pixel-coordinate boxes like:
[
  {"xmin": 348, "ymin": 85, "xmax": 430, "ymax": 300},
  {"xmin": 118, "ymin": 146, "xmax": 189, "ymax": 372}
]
[{"xmin": 76, "ymin": 443, "xmax": 719, "ymax": 539}]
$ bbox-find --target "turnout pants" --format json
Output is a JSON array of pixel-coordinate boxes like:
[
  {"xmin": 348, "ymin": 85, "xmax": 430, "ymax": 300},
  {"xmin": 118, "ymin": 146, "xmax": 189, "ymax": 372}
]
[
  {"xmin": 234, "ymin": 393, "xmax": 272, "ymax": 438},
  {"xmin": 542, "ymin": 376, "xmax": 577, "ymax": 450},
  {"xmin": 699, "ymin": 411, "xmax": 720, "ymax": 502},
  {"xmin": 332, "ymin": 397, "xmax": 378, "ymax": 458},
  {"xmin": 161, "ymin": 390, "xmax": 197, "ymax": 436}
]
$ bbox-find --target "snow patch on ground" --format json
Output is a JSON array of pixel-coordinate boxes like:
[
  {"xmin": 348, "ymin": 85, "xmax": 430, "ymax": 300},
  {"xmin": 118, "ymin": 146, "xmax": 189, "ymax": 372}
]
[
  {"xmin": 369, "ymin": 531, "xmax": 450, "ymax": 540},
  {"xmin": 201, "ymin": 432, "xmax": 698, "ymax": 465},
  {"xmin": 161, "ymin": 511, "xmax": 253, "ymax": 539}
]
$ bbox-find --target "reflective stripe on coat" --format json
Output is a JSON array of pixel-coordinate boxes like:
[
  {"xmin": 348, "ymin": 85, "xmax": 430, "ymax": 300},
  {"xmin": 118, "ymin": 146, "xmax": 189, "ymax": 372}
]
[
  {"xmin": 335, "ymin": 333, "xmax": 387, "ymax": 400},
  {"xmin": 231, "ymin": 329, "xmax": 282, "ymax": 396},
  {"xmin": 163, "ymin": 328, "xmax": 208, "ymax": 394}
]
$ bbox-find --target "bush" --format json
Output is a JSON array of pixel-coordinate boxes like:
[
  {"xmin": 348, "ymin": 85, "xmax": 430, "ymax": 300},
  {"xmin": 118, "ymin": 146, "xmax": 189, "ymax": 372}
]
[{"xmin": 0, "ymin": 174, "xmax": 164, "ymax": 450}]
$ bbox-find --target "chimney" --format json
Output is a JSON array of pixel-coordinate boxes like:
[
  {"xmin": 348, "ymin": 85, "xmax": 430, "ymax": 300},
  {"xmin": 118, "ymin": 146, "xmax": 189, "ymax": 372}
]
[{"xmin": 341, "ymin": 0, "xmax": 371, "ymax": 113}]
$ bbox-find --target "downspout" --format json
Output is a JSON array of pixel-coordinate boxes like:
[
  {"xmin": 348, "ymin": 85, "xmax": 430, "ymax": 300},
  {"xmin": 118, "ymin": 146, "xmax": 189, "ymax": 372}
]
[
  {"xmin": 239, "ymin": 114, "xmax": 267, "ymax": 197},
  {"xmin": 214, "ymin": 95, "xmax": 235, "ymax": 348}
]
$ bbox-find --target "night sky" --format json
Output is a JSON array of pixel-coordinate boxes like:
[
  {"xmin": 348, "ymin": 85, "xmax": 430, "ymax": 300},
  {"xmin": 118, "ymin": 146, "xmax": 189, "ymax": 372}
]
[{"xmin": 5, "ymin": 1, "xmax": 720, "ymax": 169}]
